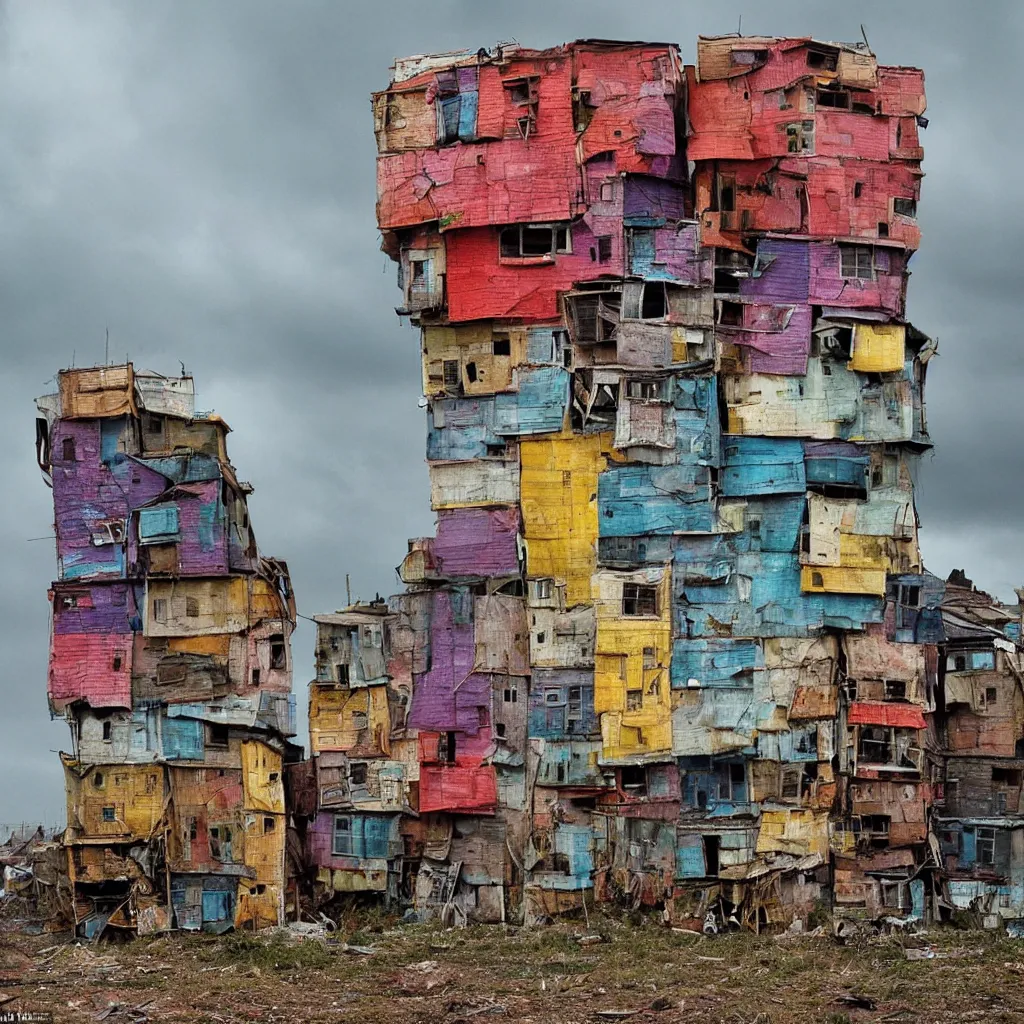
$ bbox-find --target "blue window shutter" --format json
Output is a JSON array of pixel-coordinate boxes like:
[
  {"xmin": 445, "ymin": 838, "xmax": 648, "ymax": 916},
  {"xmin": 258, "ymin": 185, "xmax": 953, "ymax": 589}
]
[{"xmin": 139, "ymin": 504, "xmax": 180, "ymax": 541}]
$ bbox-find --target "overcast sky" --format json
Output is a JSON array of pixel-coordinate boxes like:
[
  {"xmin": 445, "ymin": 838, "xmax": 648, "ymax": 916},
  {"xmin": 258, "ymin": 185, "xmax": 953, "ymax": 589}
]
[{"xmin": 0, "ymin": 0, "xmax": 1019, "ymax": 826}]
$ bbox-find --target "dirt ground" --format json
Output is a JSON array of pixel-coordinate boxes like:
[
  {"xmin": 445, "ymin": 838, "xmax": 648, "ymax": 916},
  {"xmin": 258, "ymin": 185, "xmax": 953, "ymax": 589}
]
[{"xmin": 3, "ymin": 912, "xmax": 1024, "ymax": 1024}]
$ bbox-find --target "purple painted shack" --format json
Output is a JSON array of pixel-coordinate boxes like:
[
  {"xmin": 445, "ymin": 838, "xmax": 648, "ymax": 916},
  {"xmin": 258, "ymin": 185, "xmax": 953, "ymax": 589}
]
[
  {"xmin": 408, "ymin": 588, "xmax": 491, "ymax": 736},
  {"xmin": 51, "ymin": 418, "xmax": 169, "ymax": 580},
  {"xmin": 134, "ymin": 480, "xmax": 230, "ymax": 577},
  {"xmin": 624, "ymin": 176, "xmax": 709, "ymax": 286},
  {"xmin": 809, "ymin": 241, "xmax": 906, "ymax": 315},
  {"xmin": 432, "ymin": 507, "xmax": 520, "ymax": 579},
  {"xmin": 51, "ymin": 581, "xmax": 141, "ymax": 635}
]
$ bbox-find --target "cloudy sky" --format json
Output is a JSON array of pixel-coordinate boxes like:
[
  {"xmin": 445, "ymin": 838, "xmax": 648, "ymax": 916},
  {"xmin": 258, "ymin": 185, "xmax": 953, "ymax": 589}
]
[{"xmin": 0, "ymin": 0, "xmax": 1018, "ymax": 826}]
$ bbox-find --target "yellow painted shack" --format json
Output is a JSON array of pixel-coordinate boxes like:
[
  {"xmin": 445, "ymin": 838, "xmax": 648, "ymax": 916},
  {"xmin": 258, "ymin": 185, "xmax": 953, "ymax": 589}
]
[
  {"xmin": 520, "ymin": 431, "xmax": 611, "ymax": 607},
  {"xmin": 62, "ymin": 757, "xmax": 165, "ymax": 842},
  {"xmin": 58, "ymin": 365, "xmax": 137, "ymax": 420},
  {"xmin": 308, "ymin": 683, "xmax": 392, "ymax": 755},
  {"xmin": 422, "ymin": 323, "xmax": 527, "ymax": 397},
  {"xmin": 593, "ymin": 567, "xmax": 673, "ymax": 760}
]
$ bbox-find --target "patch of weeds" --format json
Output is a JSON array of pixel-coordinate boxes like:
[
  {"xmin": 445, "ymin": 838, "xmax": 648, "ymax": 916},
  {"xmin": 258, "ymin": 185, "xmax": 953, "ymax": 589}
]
[{"xmin": 212, "ymin": 931, "xmax": 332, "ymax": 971}]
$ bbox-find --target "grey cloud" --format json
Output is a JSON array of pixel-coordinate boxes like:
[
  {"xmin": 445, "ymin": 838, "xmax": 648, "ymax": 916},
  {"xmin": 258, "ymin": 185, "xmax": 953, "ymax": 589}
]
[{"xmin": 1, "ymin": 0, "xmax": 1020, "ymax": 823}]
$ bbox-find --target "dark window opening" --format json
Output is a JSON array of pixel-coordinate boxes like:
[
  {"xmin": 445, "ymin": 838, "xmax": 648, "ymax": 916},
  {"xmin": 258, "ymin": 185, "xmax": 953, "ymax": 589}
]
[
  {"xmin": 336, "ymin": 663, "xmax": 350, "ymax": 685},
  {"xmin": 492, "ymin": 335, "xmax": 511, "ymax": 356},
  {"xmin": 102, "ymin": 721, "xmax": 112, "ymax": 741},
  {"xmin": 269, "ymin": 637, "xmax": 286, "ymax": 669},
  {"xmin": 885, "ymin": 680, "xmax": 907, "ymax": 700},
  {"xmin": 894, "ymin": 197, "xmax": 917, "ymax": 218},
  {"xmin": 597, "ymin": 236, "xmax": 613, "ymax": 263},
  {"xmin": 816, "ymin": 88, "xmax": 850, "ymax": 109},
  {"xmin": 465, "ymin": 361, "xmax": 478, "ymax": 383},
  {"xmin": 263, "ymin": 816, "xmax": 276, "ymax": 833},
  {"xmin": 495, "ymin": 722, "xmax": 506, "ymax": 739},
  {"xmin": 439, "ymin": 731, "xmax": 457, "ymax": 764},
  {"xmin": 503, "ymin": 685, "xmax": 518, "ymax": 704},
  {"xmin": 806, "ymin": 47, "xmax": 838, "ymax": 71},
  {"xmin": 350, "ymin": 763, "xmax": 367, "ymax": 785},
  {"xmin": 718, "ymin": 300, "xmax": 743, "ymax": 326},
  {"xmin": 622, "ymin": 583, "xmax": 657, "ymax": 616},
  {"xmin": 854, "ymin": 181, "xmax": 863, "ymax": 198},
  {"xmin": 112, "ymin": 654, "xmax": 122, "ymax": 672},
  {"xmin": 186, "ymin": 597, "xmax": 200, "ymax": 618},
  {"xmin": 251, "ymin": 668, "xmax": 261, "ymax": 686},
  {"xmin": 626, "ymin": 689, "xmax": 643, "ymax": 711},
  {"xmin": 986, "ymin": 686, "xmax": 998, "ymax": 705},
  {"xmin": 62, "ymin": 437, "xmax": 76, "ymax": 462},
  {"xmin": 703, "ymin": 835, "xmax": 720, "ymax": 876},
  {"xmin": 207, "ymin": 723, "xmax": 229, "ymax": 748},
  {"xmin": 811, "ymin": 571, "xmax": 824, "ymax": 587},
  {"xmin": 621, "ymin": 765, "xmax": 646, "ymax": 792},
  {"xmin": 878, "ymin": 222, "xmax": 889, "ymax": 237},
  {"xmin": 102, "ymin": 806, "xmax": 116, "ymax": 822},
  {"xmin": 640, "ymin": 282, "xmax": 667, "ymax": 320},
  {"xmin": 993, "ymin": 767, "xmax": 1021, "ymax": 785}
]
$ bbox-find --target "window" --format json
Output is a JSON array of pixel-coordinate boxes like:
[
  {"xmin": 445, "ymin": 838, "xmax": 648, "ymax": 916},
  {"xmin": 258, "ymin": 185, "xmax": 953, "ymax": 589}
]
[
  {"xmin": 535, "ymin": 579, "xmax": 553, "ymax": 601},
  {"xmin": 143, "ymin": 414, "xmax": 164, "ymax": 439},
  {"xmin": 884, "ymin": 680, "xmax": 907, "ymax": 700},
  {"xmin": 894, "ymin": 197, "xmax": 917, "ymax": 218},
  {"xmin": 749, "ymin": 518, "xmax": 762, "ymax": 542},
  {"xmin": 152, "ymin": 598, "xmax": 168, "ymax": 623},
  {"xmin": 854, "ymin": 181, "xmax": 863, "ymax": 199},
  {"xmin": 102, "ymin": 720, "xmax": 112, "ymax": 742},
  {"xmin": 622, "ymin": 583, "xmax": 657, "ymax": 616},
  {"xmin": 495, "ymin": 722, "xmax": 506, "ymax": 739},
  {"xmin": 986, "ymin": 687, "xmax": 998, "ymax": 705},
  {"xmin": 897, "ymin": 583, "xmax": 921, "ymax": 608},
  {"xmin": 858, "ymin": 726, "xmax": 892, "ymax": 764},
  {"xmin": 862, "ymin": 815, "xmax": 891, "ymax": 847},
  {"xmin": 643, "ymin": 646, "xmax": 656, "ymax": 669},
  {"xmin": 102, "ymin": 806, "xmax": 116, "ymax": 822},
  {"xmin": 498, "ymin": 224, "xmax": 571, "ymax": 259},
  {"xmin": 785, "ymin": 120, "xmax": 814, "ymax": 153},
  {"xmin": 976, "ymin": 827, "xmax": 996, "ymax": 866},
  {"xmin": 626, "ymin": 379, "xmax": 663, "ymax": 402},
  {"xmin": 878, "ymin": 221, "xmax": 889, "ymax": 237},
  {"xmin": 718, "ymin": 300, "xmax": 743, "ymax": 326},
  {"xmin": 640, "ymin": 282, "xmax": 667, "ymax": 320},
  {"xmin": 567, "ymin": 687, "xmax": 583, "ymax": 730},
  {"xmin": 351, "ymin": 711, "xmax": 368, "ymax": 731},
  {"xmin": 597, "ymin": 236, "xmax": 613, "ymax": 263},
  {"xmin": 626, "ymin": 689, "xmax": 643, "ymax": 711},
  {"xmin": 621, "ymin": 765, "xmax": 646, "ymax": 792},
  {"xmin": 350, "ymin": 763, "xmax": 367, "ymax": 786},
  {"xmin": 442, "ymin": 359, "xmax": 461, "ymax": 392},
  {"xmin": 207, "ymin": 723, "xmax": 229, "ymax": 748},
  {"xmin": 409, "ymin": 259, "xmax": 428, "ymax": 292},
  {"xmin": 811, "ymin": 571, "xmax": 824, "ymax": 588},
  {"xmin": 112, "ymin": 654, "xmax": 122, "ymax": 672},
  {"xmin": 492, "ymin": 335, "xmax": 511, "ymax": 356},
  {"xmin": 993, "ymin": 767, "xmax": 1021, "ymax": 785},
  {"xmin": 438, "ymin": 731, "xmax": 457, "ymax": 764},
  {"xmin": 816, "ymin": 89, "xmax": 850, "ymax": 109},
  {"xmin": 185, "ymin": 597, "xmax": 200, "ymax": 618},
  {"xmin": 840, "ymin": 245, "xmax": 875, "ymax": 281},
  {"xmin": 503, "ymin": 685, "xmax": 518, "ymax": 704},
  {"xmin": 251, "ymin": 668, "xmax": 261, "ymax": 686},
  {"xmin": 465, "ymin": 362, "xmax": 478, "ymax": 383},
  {"xmin": 716, "ymin": 174, "xmax": 736, "ymax": 212},
  {"xmin": 61, "ymin": 437, "xmax": 76, "ymax": 462},
  {"xmin": 333, "ymin": 816, "xmax": 352, "ymax": 856},
  {"xmin": 599, "ymin": 181, "xmax": 615, "ymax": 202},
  {"xmin": 263, "ymin": 816, "xmax": 276, "ymax": 834},
  {"xmin": 806, "ymin": 46, "xmax": 838, "ymax": 71},
  {"xmin": 269, "ymin": 636, "xmax": 287, "ymax": 669},
  {"xmin": 336, "ymin": 663, "xmax": 350, "ymax": 685}
]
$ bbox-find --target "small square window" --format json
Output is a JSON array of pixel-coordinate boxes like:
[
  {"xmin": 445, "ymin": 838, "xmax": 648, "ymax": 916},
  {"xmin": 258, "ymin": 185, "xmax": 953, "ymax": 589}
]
[
  {"xmin": 599, "ymin": 181, "xmax": 614, "ymax": 202},
  {"xmin": 626, "ymin": 689, "xmax": 643, "ymax": 711},
  {"xmin": 350, "ymin": 763, "xmax": 367, "ymax": 785},
  {"xmin": 185, "ymin": 597, "xmax": 200, "ymax": 618},
  {"xmin": 102, "ymin": 806, "xmax": 116, "ymax": 822},
  {"xmin": 492, "ymin": 335, "xmax": 511, "ymax": 356},
  {"xmin": 622, "ymin": 583, "xmax": 657, "ymax": 616}
]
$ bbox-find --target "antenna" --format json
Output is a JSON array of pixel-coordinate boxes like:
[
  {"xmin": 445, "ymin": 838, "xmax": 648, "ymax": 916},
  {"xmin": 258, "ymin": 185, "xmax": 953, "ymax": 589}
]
[
  {"xmin": 105, "ymin": 327, "xmax": 109, "ymax": 366},
  {"xmin": 860, "ymin": 23, "xmax": 872, "ymax": 53},
  {"xmin": 737, "ymin": 14, "xmax": 742, "ymax": 36},
  {"xmin": 346, "ymin": 574, "xmax": 352, "ymax": 607}
]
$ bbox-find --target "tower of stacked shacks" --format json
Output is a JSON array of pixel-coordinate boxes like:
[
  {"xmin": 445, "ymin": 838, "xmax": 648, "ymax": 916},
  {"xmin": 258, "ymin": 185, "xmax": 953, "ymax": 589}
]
[{"xmin": 36, "ymin": 365, "xmax": 297, "ymax": 937}]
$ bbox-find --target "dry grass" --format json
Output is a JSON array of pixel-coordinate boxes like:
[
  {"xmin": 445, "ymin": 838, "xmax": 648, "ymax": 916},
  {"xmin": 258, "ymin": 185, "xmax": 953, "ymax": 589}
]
[{"xmin": 3, "ymin": 914, "xmax": 1024, "ymax": 1022}]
